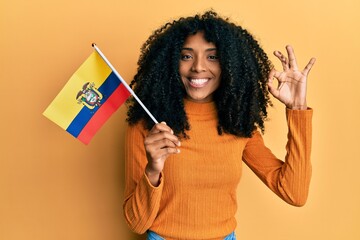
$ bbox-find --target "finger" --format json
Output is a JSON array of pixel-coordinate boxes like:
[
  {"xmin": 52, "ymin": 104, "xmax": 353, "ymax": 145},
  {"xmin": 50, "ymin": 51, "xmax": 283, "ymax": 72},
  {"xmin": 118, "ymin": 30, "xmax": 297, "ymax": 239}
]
[
  {"xmin": 302, "ymin": 57, "xmax": 316, "ymax": 76},
  {"xmin": 155, "ymin": 147, "xmax": 181, "ymax": 158},
  {"xmin": 145, "ymin": 132, "xmax": 181, "ymax": 146},
  {"xmin": 286, "ymin": 45, "xmax": 298, "ymax": 71},
  {"xmin": 147, "ymin": 138, "xmax": 179, "ymax": 151},
  {"xmin": 146, "ymin": 146, "xmax": 180, "ymax": 164},
  {"xmin": 267, "ymin": 69, "xmax": 282, "ymax": 88},
  {"xmin": 273, "ymin": 50, "xmax": 289, "ymax": 71},
  {"xmin": 267, "ymin": 68, "xmax": 276, "ymax": 82},
  {"xmin": 267, "ymin": 81, "xmax": 278, "ymax": 97},
  {"xmin": 165, "ymin": 147, "xmax": 180, "ymax": 155},
  {"xmin": 267, "ymin": 69, "xmax": 280, "ymax": 97},
  {"xmin": 268, "ymin": 68, "xmax": 284, "ymax": 82},
  {"xmin": 147, "ymin": 141, "xmax": 181, "ymax": 156},
  {"xmin": 150, "ymin": 121, "xmax": 174, "ymax": 134}
]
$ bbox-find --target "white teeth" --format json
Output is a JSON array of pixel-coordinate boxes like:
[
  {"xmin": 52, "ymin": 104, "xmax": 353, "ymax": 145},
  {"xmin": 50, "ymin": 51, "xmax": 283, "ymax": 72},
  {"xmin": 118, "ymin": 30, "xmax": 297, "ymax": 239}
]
[{"xmin": 190, "ymin": 78, "xmax": 208, "ymax": 85}]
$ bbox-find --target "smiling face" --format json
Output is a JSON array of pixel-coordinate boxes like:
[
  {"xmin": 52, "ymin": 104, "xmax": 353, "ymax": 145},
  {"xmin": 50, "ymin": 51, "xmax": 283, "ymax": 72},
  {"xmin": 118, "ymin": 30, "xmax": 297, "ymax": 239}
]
[{"xmin": 179, "ymin": 32, "xmax": 221, "ymax": 103}]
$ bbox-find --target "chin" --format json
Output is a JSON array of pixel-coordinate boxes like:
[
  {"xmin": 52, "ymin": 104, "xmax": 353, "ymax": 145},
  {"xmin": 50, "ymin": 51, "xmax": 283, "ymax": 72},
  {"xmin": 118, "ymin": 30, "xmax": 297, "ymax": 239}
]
[{"xmin": 187, "ymin": 95, "xmax": 211, "ymax": 103}]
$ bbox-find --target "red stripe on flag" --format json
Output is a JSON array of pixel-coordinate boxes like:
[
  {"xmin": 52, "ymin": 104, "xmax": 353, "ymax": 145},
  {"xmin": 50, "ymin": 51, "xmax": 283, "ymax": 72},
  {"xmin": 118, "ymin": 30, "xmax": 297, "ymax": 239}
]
[{"xmin": 77, "ymin": 84, "xmax": 131, "ymax": 144}]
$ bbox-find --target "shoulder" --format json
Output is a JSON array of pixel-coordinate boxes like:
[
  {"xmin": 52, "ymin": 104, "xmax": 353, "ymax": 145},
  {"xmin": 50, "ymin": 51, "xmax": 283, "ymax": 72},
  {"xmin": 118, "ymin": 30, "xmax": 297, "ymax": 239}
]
[
  {"xmin": 244, "ymin": 130, "xmax": 264, "ymax": 146},
  {"xmin": 126, "ymin": 120, "xmax": 149, "ymax": 139}
]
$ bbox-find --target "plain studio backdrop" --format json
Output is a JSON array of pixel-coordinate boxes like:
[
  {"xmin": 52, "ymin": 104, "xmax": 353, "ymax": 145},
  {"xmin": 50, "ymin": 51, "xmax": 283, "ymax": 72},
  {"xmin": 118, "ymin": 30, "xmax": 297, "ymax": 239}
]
[{"xmin": 1, "ymin": 0, "xmax": 359, "ymax": 239}]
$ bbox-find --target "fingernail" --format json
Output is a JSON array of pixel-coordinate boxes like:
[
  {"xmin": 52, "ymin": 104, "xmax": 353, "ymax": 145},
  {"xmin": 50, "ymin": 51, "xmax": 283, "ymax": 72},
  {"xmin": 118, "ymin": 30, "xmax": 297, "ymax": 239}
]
[
  {"xmin": 177, "ymin": 149, "xmax": 181, "ymax": 153},
  {"xmin": 177, "ymin": 141, "xmax": 181, "ymax": 146}
]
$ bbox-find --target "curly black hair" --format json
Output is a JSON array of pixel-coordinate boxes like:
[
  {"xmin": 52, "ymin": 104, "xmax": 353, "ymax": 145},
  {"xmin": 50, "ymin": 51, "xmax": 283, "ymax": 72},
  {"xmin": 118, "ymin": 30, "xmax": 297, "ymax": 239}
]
[{"xmin": 126, "ymin": 10, "xmax": 272, "ymax": 138}]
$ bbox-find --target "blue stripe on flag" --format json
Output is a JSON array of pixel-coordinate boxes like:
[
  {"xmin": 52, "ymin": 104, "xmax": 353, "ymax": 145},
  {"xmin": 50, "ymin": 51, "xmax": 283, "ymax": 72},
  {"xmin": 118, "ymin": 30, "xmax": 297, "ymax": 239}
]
[{"xmin": 66, "ymin": 72, "xmax": 120, "ymax": 137}]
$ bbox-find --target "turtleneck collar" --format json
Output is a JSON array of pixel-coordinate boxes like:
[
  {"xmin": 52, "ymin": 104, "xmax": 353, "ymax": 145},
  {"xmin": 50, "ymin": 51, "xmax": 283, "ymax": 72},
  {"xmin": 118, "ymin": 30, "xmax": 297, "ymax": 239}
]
[{"xmin": 184, "ymin": 98, "xmax": 217, "ymax": 121}]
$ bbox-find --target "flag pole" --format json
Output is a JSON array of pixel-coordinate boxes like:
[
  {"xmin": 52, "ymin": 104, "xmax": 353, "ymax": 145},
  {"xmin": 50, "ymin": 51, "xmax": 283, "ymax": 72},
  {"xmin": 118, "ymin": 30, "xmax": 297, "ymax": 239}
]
[{"xmin": 92, "ymin": 43, "xmax": 158, "ymax": 124}]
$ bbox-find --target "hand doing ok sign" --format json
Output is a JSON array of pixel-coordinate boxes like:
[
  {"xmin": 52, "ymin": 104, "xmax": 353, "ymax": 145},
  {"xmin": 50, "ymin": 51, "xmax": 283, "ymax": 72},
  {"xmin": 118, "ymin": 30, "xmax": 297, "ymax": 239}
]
[{"xmin": 267, "ymin": 45, "xmax": 316, "ymax": 110}]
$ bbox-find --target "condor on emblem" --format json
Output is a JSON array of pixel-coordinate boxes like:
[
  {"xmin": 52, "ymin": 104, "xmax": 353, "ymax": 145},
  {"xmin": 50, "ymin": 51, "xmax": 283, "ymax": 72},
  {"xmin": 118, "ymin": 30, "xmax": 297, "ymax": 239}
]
[{"xmin": 76, "ymin": 82, "xmax": 103, "ymax": 109}]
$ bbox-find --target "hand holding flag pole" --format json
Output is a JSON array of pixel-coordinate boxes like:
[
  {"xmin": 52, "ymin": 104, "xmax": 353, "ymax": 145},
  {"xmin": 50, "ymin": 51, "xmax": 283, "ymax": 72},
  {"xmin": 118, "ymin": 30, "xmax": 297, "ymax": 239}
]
[{"xmin": 92, "ymin": 43, "xmax": 158, "ymax": 124}]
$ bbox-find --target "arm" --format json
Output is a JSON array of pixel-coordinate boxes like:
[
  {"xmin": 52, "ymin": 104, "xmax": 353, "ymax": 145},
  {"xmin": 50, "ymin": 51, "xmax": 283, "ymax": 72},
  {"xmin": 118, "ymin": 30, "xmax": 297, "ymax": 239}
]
[
  {"xmin": 123, "ymin": 122, "xmax": 180, "ymax": 233},
  {"xmin": 243, "ymin": 108, "xmax": 312, "ymax": 206},
  {"xmin": 123, "ymin": 123, "xmax": 163, "ymax": 234},
  {"xmin": 242, "ymin": 45, "xmax": 315, "ymax": 206}
]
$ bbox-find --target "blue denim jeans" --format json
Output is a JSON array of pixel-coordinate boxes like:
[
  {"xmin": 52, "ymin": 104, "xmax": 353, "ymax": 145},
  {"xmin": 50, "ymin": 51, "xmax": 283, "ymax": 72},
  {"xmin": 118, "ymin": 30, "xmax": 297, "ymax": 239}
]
[{"xmin": 147, "ymin": 230, "xmax": 236, "ymax": 240}]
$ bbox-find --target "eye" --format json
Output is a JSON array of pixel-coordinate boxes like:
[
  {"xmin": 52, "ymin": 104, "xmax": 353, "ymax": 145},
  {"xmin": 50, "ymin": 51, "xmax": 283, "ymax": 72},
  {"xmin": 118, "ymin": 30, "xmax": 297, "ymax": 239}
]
[
  {"xmin": 208, "ymin": 55, "xmax": 219, "ymax": 61},
  {"xmin": 181, "ymin": 54, "xmax": 192, "ymax": 60}
]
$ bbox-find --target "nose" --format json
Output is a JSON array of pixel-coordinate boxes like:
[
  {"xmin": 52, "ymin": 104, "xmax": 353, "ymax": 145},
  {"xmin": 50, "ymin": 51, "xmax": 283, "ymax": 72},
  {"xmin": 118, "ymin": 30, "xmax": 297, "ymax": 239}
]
[{"xmin": 191, "ymin": 57, "xmax": 206, "ymax": 72}]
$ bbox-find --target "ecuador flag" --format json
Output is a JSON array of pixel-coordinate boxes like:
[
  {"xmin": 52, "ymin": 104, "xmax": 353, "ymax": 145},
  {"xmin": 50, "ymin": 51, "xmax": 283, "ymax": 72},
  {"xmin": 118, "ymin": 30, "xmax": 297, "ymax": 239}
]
[{"xmin": 43, "ymin": 51, "xmax": 130, "ymax": 144}]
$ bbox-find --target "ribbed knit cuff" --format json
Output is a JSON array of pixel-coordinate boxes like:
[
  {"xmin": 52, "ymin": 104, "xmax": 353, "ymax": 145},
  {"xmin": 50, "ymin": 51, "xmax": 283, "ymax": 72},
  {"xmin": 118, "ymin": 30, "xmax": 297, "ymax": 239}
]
[
  {"xmin": 286, "ymin": 107, "xmax": 313, "ymax": 117},
  {"xmin": 143, "ymin": 172, "xmax": 164, "ymax": 190},
  {"xmin": 285, "ymin": 107, "xmax": 313, "ymax": 133}
]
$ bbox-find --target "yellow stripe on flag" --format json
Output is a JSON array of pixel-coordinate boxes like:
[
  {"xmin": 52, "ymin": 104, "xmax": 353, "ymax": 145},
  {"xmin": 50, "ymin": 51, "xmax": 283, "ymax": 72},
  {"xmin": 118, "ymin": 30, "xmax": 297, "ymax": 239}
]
[{"xmin": 43, "ymin": 52, "xmax": 112, "ymax": 129}]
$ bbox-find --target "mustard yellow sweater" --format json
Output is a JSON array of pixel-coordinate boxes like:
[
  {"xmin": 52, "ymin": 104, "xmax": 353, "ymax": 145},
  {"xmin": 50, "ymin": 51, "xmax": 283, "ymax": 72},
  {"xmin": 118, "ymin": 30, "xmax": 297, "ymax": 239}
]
[{"xmin": 124, "ymin": 100, "xmax": 312, "ymax": 240}]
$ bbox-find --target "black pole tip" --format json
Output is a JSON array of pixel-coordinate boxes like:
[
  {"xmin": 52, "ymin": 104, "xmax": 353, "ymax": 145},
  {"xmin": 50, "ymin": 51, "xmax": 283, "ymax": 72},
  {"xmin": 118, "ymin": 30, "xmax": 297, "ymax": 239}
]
[{"xmin": 92, "ymin": 43, "xmax": 96, "ymax": 47}]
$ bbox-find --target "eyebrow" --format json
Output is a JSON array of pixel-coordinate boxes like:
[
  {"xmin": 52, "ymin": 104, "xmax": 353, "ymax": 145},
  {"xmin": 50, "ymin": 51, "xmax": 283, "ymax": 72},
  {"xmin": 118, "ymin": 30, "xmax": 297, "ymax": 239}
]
[{"xmin": 181, "ymin": 47, "xmax": 217, "ymax": 51}]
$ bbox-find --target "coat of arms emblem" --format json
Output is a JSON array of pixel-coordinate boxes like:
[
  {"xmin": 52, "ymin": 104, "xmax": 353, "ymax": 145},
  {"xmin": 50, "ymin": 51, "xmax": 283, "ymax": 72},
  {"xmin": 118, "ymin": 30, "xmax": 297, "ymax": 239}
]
[{"xmin": 76, "ymin": 82, "xmax": 103, "ymax": 109}]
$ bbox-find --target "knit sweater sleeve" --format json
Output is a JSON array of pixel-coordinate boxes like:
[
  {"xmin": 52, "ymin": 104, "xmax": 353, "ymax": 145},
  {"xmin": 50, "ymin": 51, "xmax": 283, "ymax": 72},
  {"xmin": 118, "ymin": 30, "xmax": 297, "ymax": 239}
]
[
  {"xmin": 242, "ymin": 108, "xmax": 313, "ymax": 206},
  {"xmin": 123, "ymin": 123, "xmax": 164, "ymax": 234}
]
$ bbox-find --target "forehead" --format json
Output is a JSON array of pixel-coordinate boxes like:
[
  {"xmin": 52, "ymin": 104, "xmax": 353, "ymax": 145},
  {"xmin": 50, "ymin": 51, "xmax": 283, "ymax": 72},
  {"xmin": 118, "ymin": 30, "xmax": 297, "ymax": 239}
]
[{"xmin": 182, "ymin": 32, "xmax": 216, "ymax": 49}]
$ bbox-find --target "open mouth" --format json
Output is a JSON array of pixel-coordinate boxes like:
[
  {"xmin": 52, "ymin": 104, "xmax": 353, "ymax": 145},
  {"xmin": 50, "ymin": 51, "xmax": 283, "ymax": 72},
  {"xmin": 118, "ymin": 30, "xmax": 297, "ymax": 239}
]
[{"xmin": 188, "ymin": 78, "xmax": 209, "ymax": 88}]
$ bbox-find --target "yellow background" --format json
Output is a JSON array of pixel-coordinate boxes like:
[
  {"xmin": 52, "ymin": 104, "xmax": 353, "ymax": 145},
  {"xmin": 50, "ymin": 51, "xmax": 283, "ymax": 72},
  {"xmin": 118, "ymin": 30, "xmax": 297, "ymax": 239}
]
[{"xmin": 1, "ymin": 0, "xmax": 359, "ymax": 239}]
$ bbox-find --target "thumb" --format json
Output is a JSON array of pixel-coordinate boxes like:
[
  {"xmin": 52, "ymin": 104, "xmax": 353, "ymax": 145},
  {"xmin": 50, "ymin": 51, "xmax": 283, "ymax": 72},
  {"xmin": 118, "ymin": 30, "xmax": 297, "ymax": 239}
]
[{"xmin": 267, "ymin": 81, "xmax": 278, "ymax": 97}]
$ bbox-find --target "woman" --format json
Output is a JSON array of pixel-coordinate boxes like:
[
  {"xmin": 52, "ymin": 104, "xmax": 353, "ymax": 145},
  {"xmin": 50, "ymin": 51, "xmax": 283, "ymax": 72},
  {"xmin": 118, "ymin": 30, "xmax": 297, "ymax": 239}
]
[{"xmin": 123, "ymin": 11, "xmax": 315, "ymax": 240}]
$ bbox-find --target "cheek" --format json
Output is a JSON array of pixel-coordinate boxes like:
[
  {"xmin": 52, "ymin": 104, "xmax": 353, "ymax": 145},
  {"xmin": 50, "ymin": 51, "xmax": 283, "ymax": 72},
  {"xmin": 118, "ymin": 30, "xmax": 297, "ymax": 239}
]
[
  {"xmin": 209, "ymin": 65, "xmax": 221, "ymax": 79},
  {"xmin": 178, "ymin": 71, "xmax": 188, "ymax": 89},
  {"xmin": 179, "ymin": 65, "xmax": 190, "ymax": 84},
  {"xmin": 208, "ymin": 61, "xmax": 221, "ymax": 73},
  {"xmin": 179, "ymin": 62, "xmax": 189, "ymax": 75}
]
